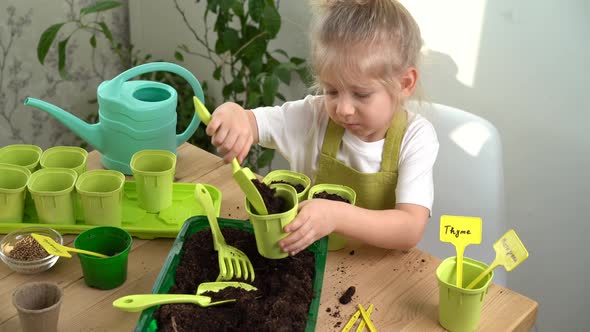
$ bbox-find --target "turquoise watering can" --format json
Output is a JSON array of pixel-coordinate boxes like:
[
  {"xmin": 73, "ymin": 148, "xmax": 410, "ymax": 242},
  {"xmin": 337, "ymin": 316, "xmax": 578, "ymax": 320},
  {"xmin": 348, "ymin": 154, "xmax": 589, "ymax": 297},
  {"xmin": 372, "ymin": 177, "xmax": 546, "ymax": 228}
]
[{"xmin": 24, "ymin": 62, "xmax": 204, "ymax": 175}]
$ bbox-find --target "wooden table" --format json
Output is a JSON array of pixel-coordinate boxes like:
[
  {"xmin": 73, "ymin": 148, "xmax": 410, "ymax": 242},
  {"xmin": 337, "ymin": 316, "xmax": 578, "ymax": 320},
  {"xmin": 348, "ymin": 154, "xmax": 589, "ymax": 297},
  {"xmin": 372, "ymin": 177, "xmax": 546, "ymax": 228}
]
[{"xmin": 0, "ymin": 143, "xmax": 538, "ymax": 331}]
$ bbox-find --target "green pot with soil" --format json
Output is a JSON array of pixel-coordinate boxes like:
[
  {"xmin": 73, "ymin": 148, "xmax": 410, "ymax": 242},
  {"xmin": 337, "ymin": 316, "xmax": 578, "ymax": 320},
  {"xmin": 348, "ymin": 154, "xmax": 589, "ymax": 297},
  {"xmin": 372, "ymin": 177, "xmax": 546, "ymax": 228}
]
[
  {"xmin": 262, "ymin": 170, "xmax": 311, "ymax": 203},
  {"xmin": 246, "ymin": 183, "xmax": 298, "ymax": 259},
  {"xmin": 308, "ymin": 184, "xmax": 357, "ymax": 251}
]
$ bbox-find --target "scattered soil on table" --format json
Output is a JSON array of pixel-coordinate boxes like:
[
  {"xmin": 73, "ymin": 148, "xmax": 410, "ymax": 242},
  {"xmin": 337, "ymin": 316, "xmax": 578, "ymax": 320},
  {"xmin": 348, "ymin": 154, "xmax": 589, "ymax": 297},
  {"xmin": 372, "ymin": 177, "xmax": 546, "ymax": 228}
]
[
  {"xmin": 270, "ymin": 180, "xmax": 305, "ymax": 193},
  {"xmin": 312, "ymin": 191, "xmax": 350, "ymax": 203},
  {"xmin": 339, "ymin": 286, "xmax": 356, "ymax": 304},
  {"xmin": 252, "ymin": 179, "xmax": 288, "ymax": 214},
  {"xmin": 6, "ymin": 235, "xmax": 49, "ymax": 260},
  {"xmin": 154, "ymin": 227, "xmax": 317, "ymax": 331}
]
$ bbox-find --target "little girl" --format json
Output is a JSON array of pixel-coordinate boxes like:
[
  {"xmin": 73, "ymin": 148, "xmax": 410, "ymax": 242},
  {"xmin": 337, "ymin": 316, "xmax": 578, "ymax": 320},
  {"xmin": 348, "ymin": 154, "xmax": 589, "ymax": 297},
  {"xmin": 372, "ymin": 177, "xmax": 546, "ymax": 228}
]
[{"xmin": 206, "ymin": 0, "xmax": 439, "ymax": 255}]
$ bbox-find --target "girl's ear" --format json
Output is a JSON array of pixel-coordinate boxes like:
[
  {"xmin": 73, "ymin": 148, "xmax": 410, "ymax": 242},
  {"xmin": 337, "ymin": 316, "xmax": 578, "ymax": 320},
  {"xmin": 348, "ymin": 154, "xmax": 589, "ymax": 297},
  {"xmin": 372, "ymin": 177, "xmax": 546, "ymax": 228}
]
[{"xmin": 399, "ymin": 67, "xmax": 418, "ymax": 98}]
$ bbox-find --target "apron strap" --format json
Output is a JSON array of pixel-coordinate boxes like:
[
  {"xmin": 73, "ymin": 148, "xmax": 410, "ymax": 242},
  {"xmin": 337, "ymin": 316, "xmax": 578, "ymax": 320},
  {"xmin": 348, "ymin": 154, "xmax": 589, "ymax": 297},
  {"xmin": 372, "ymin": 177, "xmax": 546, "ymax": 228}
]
[
  {"xmin": 381, "ymin": 109, "xmax": 407, "ymax": 172},
  {"xmin": 320, "ymin": 109, "xmax": 408, "ymax": 173},
  {"xmin": 320, "ymin": 119, "xmax": 344, "ymax": 158}
]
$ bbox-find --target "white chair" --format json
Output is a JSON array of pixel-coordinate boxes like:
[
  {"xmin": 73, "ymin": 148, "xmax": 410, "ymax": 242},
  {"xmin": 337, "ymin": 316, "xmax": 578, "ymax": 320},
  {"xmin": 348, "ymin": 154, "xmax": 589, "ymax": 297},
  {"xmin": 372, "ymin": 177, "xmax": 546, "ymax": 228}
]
[{"xmin": 408, "ymin": 101, "xmax": 507, "ymax": 286}]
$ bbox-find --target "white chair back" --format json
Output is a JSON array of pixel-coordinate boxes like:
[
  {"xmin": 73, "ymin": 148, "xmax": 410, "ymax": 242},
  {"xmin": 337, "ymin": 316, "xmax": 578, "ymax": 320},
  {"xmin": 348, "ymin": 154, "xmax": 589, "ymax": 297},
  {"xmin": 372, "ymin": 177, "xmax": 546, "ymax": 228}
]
[{"xmin": 408, "ymin": 101, "xmax": 507, "ymax": 286}]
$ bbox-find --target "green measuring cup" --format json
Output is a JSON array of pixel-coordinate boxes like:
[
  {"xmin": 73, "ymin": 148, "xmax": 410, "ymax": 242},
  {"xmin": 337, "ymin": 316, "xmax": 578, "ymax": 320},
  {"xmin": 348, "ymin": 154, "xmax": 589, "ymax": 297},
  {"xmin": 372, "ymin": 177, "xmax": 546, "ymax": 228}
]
[
  {"xmin": 40, "ymin": 146, "xmax": 88, "ymax": 176},
  {"xmin": 0, "ymin": 144, "xmax": 43, "ymax": 172},
  {"xmin": 437, "ymin": 256, "xmax": 493, "ymax": 332},
  {"xmin": 308, "ymin": 183, "xmax": 356, "ymax": 251},
  {"xmin": 263, "ymin": 169, "xmax": 311, "ymax": 203},
  {"xmin": 0, "ymin": 164, "xmax": 30, "ymax": 223},
  {"xmin": 246, "ymin": 183, "xmax": 298, "ymax": 259}
]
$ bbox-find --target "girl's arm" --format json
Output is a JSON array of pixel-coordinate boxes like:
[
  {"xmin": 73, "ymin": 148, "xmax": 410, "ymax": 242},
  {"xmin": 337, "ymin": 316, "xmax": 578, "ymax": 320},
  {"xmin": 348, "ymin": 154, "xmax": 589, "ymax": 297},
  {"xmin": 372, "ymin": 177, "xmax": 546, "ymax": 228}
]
[
  {"xmin": 279, "ymin": 200, "xmax": 429, "ymax": 255},
  {"xmin": 336, "ymin": 203, "xmax": 429, "ymax": 250}
]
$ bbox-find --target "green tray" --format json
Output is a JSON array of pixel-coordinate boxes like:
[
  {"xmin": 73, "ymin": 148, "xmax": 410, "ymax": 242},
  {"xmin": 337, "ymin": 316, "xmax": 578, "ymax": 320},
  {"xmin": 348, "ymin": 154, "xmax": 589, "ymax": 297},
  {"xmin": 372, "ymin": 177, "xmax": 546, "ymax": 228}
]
[
  {"xmin": 134, "ymin": 216, "xmax": 328, "ymax": 332},
  {"xmin": 0, "ymin": 182, "xmax": 221, "ymax": 239}
]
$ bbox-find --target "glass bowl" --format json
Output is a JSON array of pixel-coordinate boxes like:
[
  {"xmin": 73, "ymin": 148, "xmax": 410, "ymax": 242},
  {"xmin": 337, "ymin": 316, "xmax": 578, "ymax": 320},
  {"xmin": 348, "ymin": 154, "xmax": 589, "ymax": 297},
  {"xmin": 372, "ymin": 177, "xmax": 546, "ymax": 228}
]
[{"xmin": 0, "ymin": 226, "xmax": 63, "ymax": 274}]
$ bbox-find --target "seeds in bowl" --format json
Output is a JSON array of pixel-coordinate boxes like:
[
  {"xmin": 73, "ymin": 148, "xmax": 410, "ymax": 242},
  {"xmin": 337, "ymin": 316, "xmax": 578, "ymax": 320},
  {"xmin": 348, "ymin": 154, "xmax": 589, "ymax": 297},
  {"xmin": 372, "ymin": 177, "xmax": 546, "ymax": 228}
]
[{"xmin": 6, "ymin": 235, "xmax": 50, "ymax": 261}]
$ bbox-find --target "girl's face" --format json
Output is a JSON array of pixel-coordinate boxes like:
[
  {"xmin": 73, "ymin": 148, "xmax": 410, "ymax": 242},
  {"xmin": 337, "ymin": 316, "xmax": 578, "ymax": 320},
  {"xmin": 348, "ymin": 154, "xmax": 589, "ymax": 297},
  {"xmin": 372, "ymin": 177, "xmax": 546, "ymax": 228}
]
[{"xmin": 322, "ymin": 77, "xmax": 398, "ymax": 142}]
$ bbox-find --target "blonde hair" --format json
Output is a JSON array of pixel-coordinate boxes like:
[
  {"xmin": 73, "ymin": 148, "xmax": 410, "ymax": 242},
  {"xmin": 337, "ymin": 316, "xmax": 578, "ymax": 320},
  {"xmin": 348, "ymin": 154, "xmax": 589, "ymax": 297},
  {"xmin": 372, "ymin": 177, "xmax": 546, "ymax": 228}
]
[{"xmin": 310, "ymin": 0, "xmax": 422, "ymax": 96}]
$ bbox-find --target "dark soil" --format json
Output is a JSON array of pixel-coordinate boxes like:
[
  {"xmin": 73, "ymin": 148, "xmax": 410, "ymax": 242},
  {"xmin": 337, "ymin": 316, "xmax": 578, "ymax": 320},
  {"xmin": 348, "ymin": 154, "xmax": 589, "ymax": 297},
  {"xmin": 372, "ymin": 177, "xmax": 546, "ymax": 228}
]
[
  {"xmin": 339, "ymin": 286, "xmax": 356, "ymax": 304},
  {"xmin": 312, "ymin": 191, "xmax": 350, "ymax": 203},
  {"xmin": 252, "ymin": 179, "xmax": 288, "ymax": 214},
  {"xmin": 154, "ymin": 227, "xmax": 317, "ymax": 332},
  {"xmin": 270, "ymin": 180, "xmax": 305, "ymax": 193}
]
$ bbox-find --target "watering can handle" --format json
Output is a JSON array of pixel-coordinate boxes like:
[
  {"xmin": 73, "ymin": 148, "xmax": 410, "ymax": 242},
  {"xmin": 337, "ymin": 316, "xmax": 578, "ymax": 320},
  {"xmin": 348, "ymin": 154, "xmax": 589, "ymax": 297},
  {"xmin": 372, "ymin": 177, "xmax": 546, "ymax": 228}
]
[{"xmin": 103, "ymin": 62, "xmax": 205, "ymax": 146}]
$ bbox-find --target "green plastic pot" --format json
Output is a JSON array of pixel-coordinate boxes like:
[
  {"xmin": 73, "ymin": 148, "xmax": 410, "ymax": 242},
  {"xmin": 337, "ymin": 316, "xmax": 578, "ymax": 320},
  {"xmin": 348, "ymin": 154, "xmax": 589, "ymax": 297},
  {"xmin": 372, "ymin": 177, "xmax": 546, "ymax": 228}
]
[
  {"xmin": 74, "ymin": 226, "xmax": 132, "ymax": 290},
  {"xmin": 307, "ymin": 183, "xmax": 356, "ymax": 251},
  {"xmin": 40, "ymin": 146, "xmax": 88, "ymax": 176},
  {"xmin": 246, "ymin": 183, "xmax": 298, "ymax": 259},
  {"xmin": 75, "ymin": 170, "xmax": 126, "ymax": 227},
  {"xmin": 130, "ymin": 150, "xmax": 176, "ymax": 213},
  {"xmin": 436, "ymin": 256, "xmax": 494, "ymax": 332},
  {"xmin": 0, "ymin": 144, "xmax": 42, "ymax": 172},
  {"xmin": 263, "ymin": 169, "xmax": 311, "ymax": 203},
  {"xmin": 0, "ymin": 164, "xmax": 31, "ymax": 222},
  {"xmin": 27, "ymin": 168, "xmax": 77, "ymax": 225}
]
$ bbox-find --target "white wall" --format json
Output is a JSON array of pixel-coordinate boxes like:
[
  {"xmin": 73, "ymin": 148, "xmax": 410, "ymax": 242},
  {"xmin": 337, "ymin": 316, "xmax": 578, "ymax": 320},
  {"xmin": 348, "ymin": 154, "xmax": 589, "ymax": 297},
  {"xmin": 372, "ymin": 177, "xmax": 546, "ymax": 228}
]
[
  {"xmin": 413, "ymin": 1, "xmax": 590, "ymax": 331},
  {"xmin": 130, "ymin": 1, "xmax": 590, "ymax": 330},
  {"xmin": 0, "ymin": 0, "xmax": 128, "ymax": 149}
]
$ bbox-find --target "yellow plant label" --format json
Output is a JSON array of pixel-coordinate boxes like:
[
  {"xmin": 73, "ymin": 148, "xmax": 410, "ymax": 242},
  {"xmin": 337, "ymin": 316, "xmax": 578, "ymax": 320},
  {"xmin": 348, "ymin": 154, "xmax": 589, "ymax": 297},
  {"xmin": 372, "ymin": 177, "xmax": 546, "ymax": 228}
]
[
  {"xmin": 30, "ymin": 233, "xmax": 72, "ymax": 258},
  {"xmin": 440, "ymin": 215, "xmax": 482, "ymax": 247},
  {"xmin": 494, "ymin": 229, "xmax": 529, "ymax": 271}
]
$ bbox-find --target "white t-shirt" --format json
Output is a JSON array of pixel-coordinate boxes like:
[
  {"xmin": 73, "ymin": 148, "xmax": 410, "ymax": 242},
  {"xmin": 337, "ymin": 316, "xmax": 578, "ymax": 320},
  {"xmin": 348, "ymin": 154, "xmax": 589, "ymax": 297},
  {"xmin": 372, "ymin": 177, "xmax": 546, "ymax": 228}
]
[{"xmin": 252, "ymin": 95, "xmax": 439, "ymax": 212}]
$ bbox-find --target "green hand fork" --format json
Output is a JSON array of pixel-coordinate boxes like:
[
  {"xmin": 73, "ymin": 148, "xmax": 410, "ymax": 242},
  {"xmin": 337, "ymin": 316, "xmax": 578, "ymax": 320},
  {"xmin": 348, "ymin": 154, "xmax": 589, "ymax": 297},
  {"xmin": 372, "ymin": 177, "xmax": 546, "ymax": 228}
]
[
  {"xmin": 193, "ymin": 96, "xmax": 268, "ymax": 215},
  {"xmin": 112, "ymin": 281, "xmax": 257, "ymax": 311},
  {"xmin": 195, "ymin": 183, "xmax": 255, "ymax": 282}
]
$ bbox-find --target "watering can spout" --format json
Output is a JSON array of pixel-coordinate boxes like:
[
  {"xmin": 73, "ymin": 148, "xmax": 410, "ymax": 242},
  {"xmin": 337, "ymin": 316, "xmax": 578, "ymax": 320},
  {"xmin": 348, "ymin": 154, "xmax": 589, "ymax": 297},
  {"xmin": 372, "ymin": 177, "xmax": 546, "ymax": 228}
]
[{"xmin": 24, "ymin": 97, "xmax": 103, "ymax": 151}]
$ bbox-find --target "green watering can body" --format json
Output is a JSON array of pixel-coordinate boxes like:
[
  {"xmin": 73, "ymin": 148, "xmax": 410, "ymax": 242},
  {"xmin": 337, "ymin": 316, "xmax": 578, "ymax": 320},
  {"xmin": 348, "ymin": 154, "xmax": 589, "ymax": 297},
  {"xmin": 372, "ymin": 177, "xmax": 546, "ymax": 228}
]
[{"xmin": 25, "ymin": 62, "xmax": 204, "ymax": 175}]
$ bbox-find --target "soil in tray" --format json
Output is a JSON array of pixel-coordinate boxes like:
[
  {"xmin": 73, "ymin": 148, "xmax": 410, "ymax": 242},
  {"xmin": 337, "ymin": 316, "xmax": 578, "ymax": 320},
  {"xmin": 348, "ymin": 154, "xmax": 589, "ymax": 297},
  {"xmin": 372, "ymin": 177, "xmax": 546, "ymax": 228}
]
[{"xmin": 154, "ymin": 227, "xmax": 316, "ymax": 332}]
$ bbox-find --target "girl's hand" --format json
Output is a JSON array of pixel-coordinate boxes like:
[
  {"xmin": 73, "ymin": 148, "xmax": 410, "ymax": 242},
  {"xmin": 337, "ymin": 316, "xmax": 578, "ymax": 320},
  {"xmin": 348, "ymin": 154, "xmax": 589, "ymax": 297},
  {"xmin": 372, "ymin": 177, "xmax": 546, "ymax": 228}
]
[
  {"xmin": 207, "ymin": 102, "xmax": 255, "ymax": 163},
  {"xmin": 279, "ymin": 199, "xmax": 339, "ymax": 256}
]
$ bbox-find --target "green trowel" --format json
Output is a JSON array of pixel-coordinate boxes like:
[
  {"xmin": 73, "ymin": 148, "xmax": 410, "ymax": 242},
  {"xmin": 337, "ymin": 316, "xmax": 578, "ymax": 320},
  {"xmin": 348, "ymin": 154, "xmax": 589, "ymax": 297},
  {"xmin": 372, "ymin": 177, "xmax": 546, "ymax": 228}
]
[
  {"xmin": 112, "ymin": 281, "xmax": 258, "ymax": 311},
  {"xmin": 193, "ymin": 96, "xmax": 268, "ymax": 215}
]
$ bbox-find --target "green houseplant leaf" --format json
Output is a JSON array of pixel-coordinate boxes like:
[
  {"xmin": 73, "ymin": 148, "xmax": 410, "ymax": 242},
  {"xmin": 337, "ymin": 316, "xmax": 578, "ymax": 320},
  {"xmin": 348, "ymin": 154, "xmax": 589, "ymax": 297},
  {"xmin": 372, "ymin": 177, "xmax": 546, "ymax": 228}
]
[
  {"xmin": 261, "ymin": 5, "xmax": 281, "ymax": 38},
  {"xmin": 98, "ymin": 22, "xmax": 113, "ymax": 41},
  {"xmin": 57, "ymin": 37, "xmax": 70, "ymax": 79},
  {"xmin": 80, "ymin": 1, "xmax": 123, "ymax": 16},
  {"xmin": 257, "ymin": 148, "xmax": 275, "ymax": 169},
  {"xmin": 37, "ymin": 23, "xmax": 65, "ymax": 64},
  {"xmin": 262, "ymin": 74, "xmax": 279, "ymax": 105}
]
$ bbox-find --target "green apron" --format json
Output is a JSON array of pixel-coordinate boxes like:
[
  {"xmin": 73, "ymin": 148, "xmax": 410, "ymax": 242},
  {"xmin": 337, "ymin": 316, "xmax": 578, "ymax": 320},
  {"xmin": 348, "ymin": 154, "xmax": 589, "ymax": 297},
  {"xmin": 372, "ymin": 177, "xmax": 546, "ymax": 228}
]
[{"xmin": 314, "ymin": 110, "xmax": 407, "ymax": 210}]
